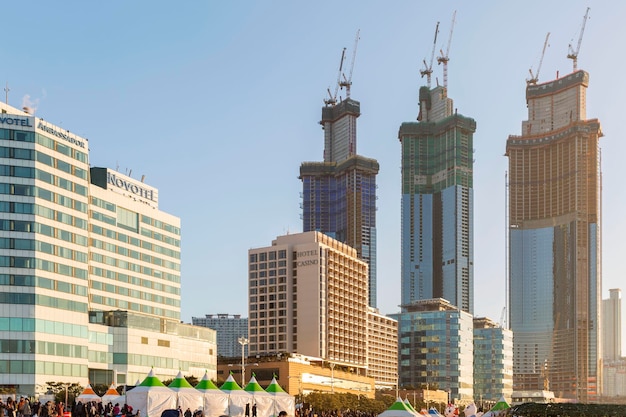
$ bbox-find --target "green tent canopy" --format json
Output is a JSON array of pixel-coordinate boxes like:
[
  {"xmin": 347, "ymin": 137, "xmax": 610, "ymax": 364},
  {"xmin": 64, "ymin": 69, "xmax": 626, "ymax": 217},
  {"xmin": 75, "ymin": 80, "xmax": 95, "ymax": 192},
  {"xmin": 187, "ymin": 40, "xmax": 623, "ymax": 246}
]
[
  {"xmin": 195, "ymin": 371, "xmax": 220, "ymax": 391},
  {"xmin": 139, "ymin": 368, "xmax": 168, "ymax": 387},
  {"xmin": 168, "ymin": 370, "xmax": 194, "ymax": 389},
  {"xmin": 220, "ymin": 374, "xmax": 243, "ymax": 392}
]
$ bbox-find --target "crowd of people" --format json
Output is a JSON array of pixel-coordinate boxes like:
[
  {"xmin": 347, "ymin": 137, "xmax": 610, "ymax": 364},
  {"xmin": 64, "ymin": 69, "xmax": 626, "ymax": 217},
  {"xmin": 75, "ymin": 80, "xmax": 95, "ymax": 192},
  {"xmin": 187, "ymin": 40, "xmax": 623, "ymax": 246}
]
[
  {"xmin": 0, "ymin": 397, "xmax": 66, "ymax": 417},
  {"xmin": 72, "ymin": 401, "xmax": 137, "ymax": 417}
]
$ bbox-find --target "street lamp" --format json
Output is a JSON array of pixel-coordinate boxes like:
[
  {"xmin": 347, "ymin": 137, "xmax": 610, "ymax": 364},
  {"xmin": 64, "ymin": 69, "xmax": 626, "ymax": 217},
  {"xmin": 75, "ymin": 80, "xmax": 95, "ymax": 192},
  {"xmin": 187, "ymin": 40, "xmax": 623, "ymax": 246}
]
[
  {"xmin": 329, "ymin": 363, "xmax": 335, "ymax": 394},
  {"xmin": 238, "ymin": 337, "xmax": 249, "ymax": 387}
]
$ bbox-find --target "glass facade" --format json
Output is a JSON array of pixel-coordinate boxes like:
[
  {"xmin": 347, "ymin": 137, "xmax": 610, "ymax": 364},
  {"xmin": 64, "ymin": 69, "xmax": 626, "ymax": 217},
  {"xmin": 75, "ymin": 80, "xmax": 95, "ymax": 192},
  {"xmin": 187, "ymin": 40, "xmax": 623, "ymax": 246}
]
[
  {"xmin": 301, "ymin": 98, "xmax": 379, "ymax": 307},
  {"xmin": 398, "ymin": 86, "xmax": 476, "ymax": 314},
  {"xmin": 473, "ymin": 318, "xmax": 513, "ymax": 404},
  {"xmin": 398, "ymin": 300, "xmax": 474, "ymax": 402}
]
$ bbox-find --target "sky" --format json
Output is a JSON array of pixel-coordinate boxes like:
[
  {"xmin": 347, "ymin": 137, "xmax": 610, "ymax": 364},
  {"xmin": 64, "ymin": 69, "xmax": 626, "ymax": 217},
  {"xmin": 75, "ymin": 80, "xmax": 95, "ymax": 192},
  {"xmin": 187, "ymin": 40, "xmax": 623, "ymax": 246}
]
[{"xmin": 2, "ymin": 2, "xmax": 625, "ymax": 352}]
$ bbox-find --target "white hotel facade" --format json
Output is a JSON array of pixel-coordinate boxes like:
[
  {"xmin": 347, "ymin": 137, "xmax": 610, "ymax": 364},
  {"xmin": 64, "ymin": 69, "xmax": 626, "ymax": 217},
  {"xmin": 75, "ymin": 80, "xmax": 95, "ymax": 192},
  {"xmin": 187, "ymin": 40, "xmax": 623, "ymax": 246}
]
[{"xmin": 0, "ymin": 102, "xmax": 216, "ymax": 396}]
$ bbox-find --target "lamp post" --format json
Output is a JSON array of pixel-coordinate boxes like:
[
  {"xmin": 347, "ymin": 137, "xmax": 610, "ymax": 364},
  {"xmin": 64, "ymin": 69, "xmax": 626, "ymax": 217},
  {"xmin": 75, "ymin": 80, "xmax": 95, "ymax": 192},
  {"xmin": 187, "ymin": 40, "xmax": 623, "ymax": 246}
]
[
  {"xmin": 329, "ymin": 363, "xmax": 335, "ymax": 394},
  {"xmin": 238, "ymin": 337, "xmax": 249, "ymax": 387}
]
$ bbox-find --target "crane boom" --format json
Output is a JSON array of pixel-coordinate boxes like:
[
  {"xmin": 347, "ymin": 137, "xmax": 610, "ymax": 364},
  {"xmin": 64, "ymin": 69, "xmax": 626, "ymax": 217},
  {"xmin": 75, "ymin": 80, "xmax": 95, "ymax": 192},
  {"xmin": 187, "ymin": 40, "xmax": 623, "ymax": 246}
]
[
  {"xmin": 324, "ymin": 48, "xmax": 346, "ymax": 106},
  {"xmin": 567, "ymin": 7, "xmax": 590, "ymax": 72},
  {"xmin": 340, "ymin": 29, "xmax": 360, "ymax": 99},
  {"xmin": 527, "ymin": 32, "xmax": 550, "ymax": 85},
  {"xmin": 420, "ymin": 21, "xmax": 439, "ymax": 88},
  {"xmin": 437, "ymin": 10, "xmax": 456, "ymax": 89}
]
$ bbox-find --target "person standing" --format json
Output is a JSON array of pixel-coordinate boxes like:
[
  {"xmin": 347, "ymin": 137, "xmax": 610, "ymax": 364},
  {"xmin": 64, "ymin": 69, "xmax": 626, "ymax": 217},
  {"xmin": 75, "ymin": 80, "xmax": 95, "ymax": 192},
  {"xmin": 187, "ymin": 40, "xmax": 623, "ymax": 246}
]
[{"xmin": 21, "ymin": 399, "xmax": 31, "ymax": 417}]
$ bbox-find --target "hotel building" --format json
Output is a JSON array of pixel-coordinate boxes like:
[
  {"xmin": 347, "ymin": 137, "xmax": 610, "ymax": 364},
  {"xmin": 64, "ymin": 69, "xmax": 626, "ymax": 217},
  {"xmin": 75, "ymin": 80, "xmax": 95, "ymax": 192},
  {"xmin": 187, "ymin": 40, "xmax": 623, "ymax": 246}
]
[
  {"xmin": 248, "ymin": 231, "xmax": 397, "ymax": 388},
  {"xmin": 0, "ymin": 102, "xmax": 215, "ymax": 396},
  {"xmin": 300, "ymin": 98, "xmax": 379, "ymax": 307},
  {"xmin": 506, "ymin": 70, "xmax": 602, "ymax": 401}
]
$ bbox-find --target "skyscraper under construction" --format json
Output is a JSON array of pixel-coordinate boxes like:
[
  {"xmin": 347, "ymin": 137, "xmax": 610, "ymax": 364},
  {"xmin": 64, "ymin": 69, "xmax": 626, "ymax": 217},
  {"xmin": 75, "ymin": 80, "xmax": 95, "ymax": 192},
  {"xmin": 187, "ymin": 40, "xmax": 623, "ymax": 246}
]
[
  {"xmin": 300, "ymin": 95, "xmax": 379, "ymax": 307},
  {"xmin": 398, "ymin": 84, "xmax": 476, "ymax": 314},
  {"xmin": 506, "ymin": 70, "xmax": 602, "ymax": 401}
]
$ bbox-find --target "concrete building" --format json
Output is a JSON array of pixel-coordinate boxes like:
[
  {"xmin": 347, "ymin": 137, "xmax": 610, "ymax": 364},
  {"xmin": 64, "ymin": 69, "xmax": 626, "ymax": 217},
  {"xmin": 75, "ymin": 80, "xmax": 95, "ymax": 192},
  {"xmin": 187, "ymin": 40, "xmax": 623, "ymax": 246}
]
[
  {"xmin": 248, "ymin": 231, "xmax": 397, "ymax": 389},
  {"xmin": 367, "ymin": 307, "xmax": 398, "ymax": 390},
  {"xmin": 0, "ymin": 102, "xmax": 216, "ymax": 396},
  {"xmin": 300, "ymin": 97, "xmax": 379, "ymax": 307},
  {"xmin": 506, "ymin": 70, "xmax": 602, "ymax": 401},
  {"xmin": 473, "ymin": 317, "xmax": 513, "ymax": 405},
  {"xmin": 603, "ymin": 289, "xmax": 622, "ymax": 362},
  {"xmin": 396, "ymin": 298, "xmax": 474, "ymax": 404},
  {"xmin": 192, "ymin": 314, "xmax": 248, "ymax": 358},
  {"xmin": 398, "ymin": 85, "xmax": 476, "ymax": 314}
]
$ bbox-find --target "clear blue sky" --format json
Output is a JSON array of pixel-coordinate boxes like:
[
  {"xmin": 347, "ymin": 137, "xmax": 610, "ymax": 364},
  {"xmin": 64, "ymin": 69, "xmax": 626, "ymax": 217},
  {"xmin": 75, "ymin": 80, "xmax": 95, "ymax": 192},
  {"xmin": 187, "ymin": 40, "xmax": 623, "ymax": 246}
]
[{"xmin": 2, "ymin": 2, "xmax": 624, "ymax": 352}]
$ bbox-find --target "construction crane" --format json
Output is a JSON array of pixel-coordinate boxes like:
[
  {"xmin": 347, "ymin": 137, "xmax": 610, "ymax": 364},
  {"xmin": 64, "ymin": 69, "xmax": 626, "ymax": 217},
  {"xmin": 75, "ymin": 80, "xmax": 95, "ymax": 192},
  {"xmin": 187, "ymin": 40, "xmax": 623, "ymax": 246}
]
[
  {"xmin": 324, "ymin": 48, "xmax": 346, "ymax": 106},
  {"xmin": 567, "ymin": 7, "xmax": 590, "ymax": 72},
  {"xmin": 437, "ymin": 10, "xmax": 456, "ymax": 90},
  {"xmin": 527, "ymin": 32, "xmax": 550, "ymax": 85},
  {"xmin": 340, "ymin": 29, "xmax": 360, "ymax": 99},
  {"xmin": 420, "ymin": 21, "xmax": 439, "ymax": 88}
]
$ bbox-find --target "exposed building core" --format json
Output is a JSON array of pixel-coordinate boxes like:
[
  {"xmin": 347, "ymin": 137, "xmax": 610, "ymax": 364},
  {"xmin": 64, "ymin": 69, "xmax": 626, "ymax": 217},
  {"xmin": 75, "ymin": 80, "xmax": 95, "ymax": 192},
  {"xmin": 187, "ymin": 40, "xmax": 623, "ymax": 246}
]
[
  {"xmin": 300, "ymin": 97, "xmax": 379, "ymax": 307},
  {"xmin": 506, "ymin": 70, "xmax": 602, "ymax": 402},
  {"xmin": 398, "ymin": 85, "xmax": 476, "ymax": 314}
]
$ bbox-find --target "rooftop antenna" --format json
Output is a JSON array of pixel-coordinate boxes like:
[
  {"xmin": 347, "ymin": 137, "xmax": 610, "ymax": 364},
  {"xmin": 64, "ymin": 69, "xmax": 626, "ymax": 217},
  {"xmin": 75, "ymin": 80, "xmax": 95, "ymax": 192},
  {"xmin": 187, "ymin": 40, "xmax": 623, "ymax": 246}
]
[
  {"xmin": 567, "ymin": 7, "xmax": 590, "ymax": 72},
  {"xmin": 324, "ymin": 48, "xmax": 346, "ymax": 106},
  {"xmin": 340, "ymin": 29, "xmax": 360, "ymax": 99},
  {"xmin": 4, "ymin": 82, "xmax": 9, "ymax": 105},
  {"xmin": 527, "ymin": 32, "xmax": 550, "ymax": 85},
  {"xmin": 437, "ymin": 10, "xmax": 456, "ymax": 90},
  {"xmin": 420, "ymin": 21, "xmax": 440, "ymax": 88}
]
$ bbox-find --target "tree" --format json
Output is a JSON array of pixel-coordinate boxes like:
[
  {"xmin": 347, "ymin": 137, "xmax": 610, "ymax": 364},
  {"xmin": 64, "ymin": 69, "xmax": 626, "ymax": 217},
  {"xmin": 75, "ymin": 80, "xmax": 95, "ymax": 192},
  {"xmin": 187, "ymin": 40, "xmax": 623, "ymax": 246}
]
[{"xmin": 45, "ymin": 382, "xmax": 83, "ymax": 406}]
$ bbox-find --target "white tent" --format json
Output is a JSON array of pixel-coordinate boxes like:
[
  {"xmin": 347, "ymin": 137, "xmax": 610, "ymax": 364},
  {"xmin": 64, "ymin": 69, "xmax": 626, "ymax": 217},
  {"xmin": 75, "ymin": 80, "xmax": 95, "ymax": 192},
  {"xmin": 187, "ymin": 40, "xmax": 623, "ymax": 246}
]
[
  {"xmin": 102, "ymin": 383, "xmax": 124, "ymax": 406},
  {"xmin": 220, "ymin": 374, "xmax": 252, "ymax": 417},
  {"xmin": 195, "ymin": 372, "xmax": 228, "ymax": 417},
  {"xmin": 76, "ymin": 384, "xmax": 102, "ymax": 404},
  {"xmin": 126, "ymin": 369, "xmax": 176, "ymax": 417},
  {"xmin": 264, "ymin": 377, "xmax": 294, "ymax": 417},
  {"xmin": 243, "ymin": 376, "xmax": 273, "ymax": 417},
  {"xmin": 168, "ymin": 371, "xmax": 203, "ymax": 413}
]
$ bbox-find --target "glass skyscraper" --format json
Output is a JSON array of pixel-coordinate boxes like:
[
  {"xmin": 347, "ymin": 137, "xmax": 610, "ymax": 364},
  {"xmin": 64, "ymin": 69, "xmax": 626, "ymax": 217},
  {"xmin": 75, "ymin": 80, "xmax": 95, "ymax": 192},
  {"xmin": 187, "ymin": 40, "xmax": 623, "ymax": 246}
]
[
  {"xmin": 506, "ymin": 70, "xmax": 602, "ymax": 401},
  {"xmin": 398, "ymin": 85, "xmax": 476, "ymax": 314},
  {"xmin": 300, "ymin": 98, "xmax": 379, "ymax": 307}
]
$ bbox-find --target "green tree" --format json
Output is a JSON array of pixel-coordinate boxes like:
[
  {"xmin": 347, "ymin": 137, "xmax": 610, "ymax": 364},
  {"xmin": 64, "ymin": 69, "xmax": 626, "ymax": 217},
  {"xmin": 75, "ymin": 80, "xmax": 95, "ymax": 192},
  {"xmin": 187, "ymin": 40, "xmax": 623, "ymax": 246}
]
[{"xmin": 45, "ymin": 382, "xmax": 83, "ymax": 407}]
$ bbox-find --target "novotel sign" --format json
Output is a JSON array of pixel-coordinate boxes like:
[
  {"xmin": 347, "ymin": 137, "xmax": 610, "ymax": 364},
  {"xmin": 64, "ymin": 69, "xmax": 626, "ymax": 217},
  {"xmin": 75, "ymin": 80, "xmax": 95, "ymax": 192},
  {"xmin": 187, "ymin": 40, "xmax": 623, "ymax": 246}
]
[
  {"xmin": 297, "ymin": 250, "xmax": 319, "ymax": 267},
  {"xmin": 107, "ymin": 171, "xmax": 156, "ymax": 202},
  {"xmin": 0, "ymin": 116, "xmax": 33, "ymax": 127}
]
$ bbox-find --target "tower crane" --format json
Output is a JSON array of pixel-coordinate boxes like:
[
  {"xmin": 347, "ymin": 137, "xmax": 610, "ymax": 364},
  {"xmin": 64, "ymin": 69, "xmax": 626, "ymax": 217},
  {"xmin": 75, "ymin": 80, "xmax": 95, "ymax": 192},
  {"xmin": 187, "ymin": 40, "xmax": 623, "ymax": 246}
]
[
  {"xmin": 437, "ymin": 10, "xmax": 456, "ymax": 90},
  {"xmin": 324, "ymin": 48, "xmax": 346, "ymax": 106},
  {"xmin": 420, "ymin": 21, "xmax": 439, "ymax": 88},
  {"xmin": 567, "ymin": 7, "xmax": 590, "ymax": 72},
  {"xmin": 340, "ymin": 29, "xmax": 360, "ymax": 99},
  {"xmin": 527, "ymin": 32, "xmax": 550, "ymax": 85}
]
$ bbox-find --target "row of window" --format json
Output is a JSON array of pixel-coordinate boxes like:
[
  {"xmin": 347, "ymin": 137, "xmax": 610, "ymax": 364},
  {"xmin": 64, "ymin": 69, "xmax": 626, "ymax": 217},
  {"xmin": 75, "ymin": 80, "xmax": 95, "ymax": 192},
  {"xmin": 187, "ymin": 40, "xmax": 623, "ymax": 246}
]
[
  {"xmin": 0, "ymin": 164, "xmax": 88, "ymax": 198},
  {"xmin": 0, "ymin": 238, "xmax": 88, "ymax": 263},
  {"xmin": 36, "ymin": 150, "xmax": 87, "ymax": 180},
  {"xmin": 90, "ymin": 280, "xmax": 180, "ymax": 306},
  {"xmin": 0, "ymin": 255, "xmax": 87, "ymax": 279},
  {"xmin": 0, "ymin": 339, "xmax": 87, "ymax": 359},
  {"xmin": 90, "ymin": 294, "xmax": 179, "ymax": 320},
  {"xmin": 0, "ymin": 183, "xmax": 89, "ymax": 214},
  {"xmin": 91, "ymin": 230, "xmax": 179, "ymax": 260},
  {"xmin": 0, "ymin": 316, "xmax": 87, "ymax": 338},
  {"xmin": 0, "ymin": 219, "xmax": 89, "ymax": 247},
  {"xmin": 0, "ymin": 360, "xmax": 88, "ymax": 377},
  {"xmin": 0, "ymin": 129, "xmax": 88, "ymax": 164},
  {"xmin": 0, "ymin": 201, "xmax": 88, "ymax": 230},
  {"xmin": 0, "ymin": 292, "xmax": 87, "ymax": 313},
  {"xmin": 249, "ymin": 250, "xmax": 287, "ymax": 263},
  {"xmin": 90, "ymin": 250, "xmax": 180, "ymax": 276},
  {"xmin": 111, "ymin": 352, "xmax": 207, "ymax": 372},
  {"xmin": 90, "ymin": 266, "xmax": 180, "ymax": 294},
  {"xmin": 0, "ymin": 274, "xmax": 87, "ymax": 296}
]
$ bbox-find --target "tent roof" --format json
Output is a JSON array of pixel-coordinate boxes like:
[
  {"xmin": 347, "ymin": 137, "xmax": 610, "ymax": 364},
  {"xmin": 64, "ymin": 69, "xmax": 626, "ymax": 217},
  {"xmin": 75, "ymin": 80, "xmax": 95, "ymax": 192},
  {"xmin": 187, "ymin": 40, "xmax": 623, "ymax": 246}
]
[
  {"xmin": 265, "ymin": 377, "xmax": 286, "ymax": 394},
  {"xmin": 168, "ymin": 371, "xmax": 194, "ymax": 389},
  {"xmin": 489, "ymin": 397, "xmax": 510, "ymax": 412},
  {"xmin": 244, "ymin": 376, "xmax": 266, "ymax": 393},
  {"xmin": 195, "ymin": 372, "xmax": 219, "ymax": 391},
  {"xmin": 220, "ymin": 374, "xmax": 243, "ymax": 392},
  {"xmin": 377, "ymin": 398, "xmax": 416, "ymax": 417},
  {"xmin": 104, "ymin": 384, "xmax": 119, "ymax": 396},
  {"xmin": 138, "ymin": 369, "xmax": 168, "ymax": 387}
]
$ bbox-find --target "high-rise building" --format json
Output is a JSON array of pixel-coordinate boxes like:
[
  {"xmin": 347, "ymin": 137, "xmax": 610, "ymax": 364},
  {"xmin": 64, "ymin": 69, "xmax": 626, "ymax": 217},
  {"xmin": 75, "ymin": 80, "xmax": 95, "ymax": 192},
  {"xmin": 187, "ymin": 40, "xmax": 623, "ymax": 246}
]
[
  {"xmin": 398, "ymin": 85, "xmax": 476, "ymax": 314},
  {"xmin": 247, "ymin": 231, "xmax": 398, "ymax": 388},
  {"xmin": 473, "ymin": 317, "xmax": 513, "ymax": 405},
  {"xmin": 396, "ymin": 298, "xmax": 474, "ymax": 403},
  {"xmin": 192, "ymin": 314, "xmax": 248, "ymax": 358},
  {"xmin": 0, "ymin": 102, "xmax": 216, "ymax": 396},
  {"xmin": 300, "ymin": 98, "xmax": 379, "ymax": 307},
  {"xmin": 602, "ymin": 289, "xmax": 622, "ymax": 362},
  {"xmin": 506, "ymin": 70, "xmax": 602, "ymax": 401}
]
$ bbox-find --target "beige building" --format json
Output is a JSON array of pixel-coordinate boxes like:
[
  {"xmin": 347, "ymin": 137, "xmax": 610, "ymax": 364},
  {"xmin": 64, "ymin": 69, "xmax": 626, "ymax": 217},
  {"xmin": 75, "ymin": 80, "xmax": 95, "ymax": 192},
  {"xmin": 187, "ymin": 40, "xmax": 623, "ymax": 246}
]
[
  {"xmin": 367, "ymin": 307, "xmax": 398, "ymax": 390},
  {"xmin": 248, "ymin": 231, "xmax": 397, "ymax": 389}
]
